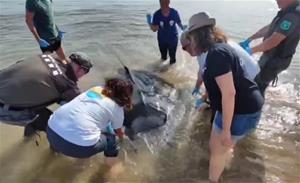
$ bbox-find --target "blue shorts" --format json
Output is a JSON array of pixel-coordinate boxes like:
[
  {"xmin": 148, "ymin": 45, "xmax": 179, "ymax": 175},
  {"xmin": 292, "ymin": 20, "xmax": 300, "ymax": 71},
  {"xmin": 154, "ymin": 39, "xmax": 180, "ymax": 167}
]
[
  {"xmin": 46, "ymin": 127, "xmax": 119, "ymax": 158},
  {"xmin": 213, "ymin": 111, "xmax": 261, "ymax": 141}
]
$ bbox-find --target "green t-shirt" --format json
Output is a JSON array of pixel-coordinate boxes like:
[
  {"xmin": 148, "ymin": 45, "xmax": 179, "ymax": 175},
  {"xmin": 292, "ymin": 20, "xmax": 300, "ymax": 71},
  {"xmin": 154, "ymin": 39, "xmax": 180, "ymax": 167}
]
[{"xmin": 26, "ymin": 0, "xmax": 58, "ymax": 43}]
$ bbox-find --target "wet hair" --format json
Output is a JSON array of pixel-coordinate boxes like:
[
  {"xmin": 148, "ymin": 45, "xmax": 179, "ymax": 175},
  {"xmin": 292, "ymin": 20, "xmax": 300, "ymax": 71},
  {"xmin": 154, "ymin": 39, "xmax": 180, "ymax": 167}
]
[
  {"xmin": 189, "ymin": 25, "xmax": 228, "ymax": 52},
  {"xmin": 102, "ymin": 78, "xmax": 133, "ymax": 108}
]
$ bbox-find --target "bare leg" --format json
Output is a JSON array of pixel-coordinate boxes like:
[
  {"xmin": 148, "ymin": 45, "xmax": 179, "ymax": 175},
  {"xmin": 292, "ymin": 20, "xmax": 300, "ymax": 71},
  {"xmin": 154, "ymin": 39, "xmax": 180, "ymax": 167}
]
[
  {"xmin": 55, "ymin": 45, "xmax": 68, "ymax": 64},
  {"xmin": 225, "ymin": 148, "xmax": 234, "ymax": 170},
  {"xmin": 105, "ymin": 157, "xmax": 125, "ymax": 179},
  {"xmin": 105, "ymin": 157, "xmax": 118, "ymax": 167},
  {"xmin": 209, "ymin": 128, "xmax": 235, "ymax": 182}
]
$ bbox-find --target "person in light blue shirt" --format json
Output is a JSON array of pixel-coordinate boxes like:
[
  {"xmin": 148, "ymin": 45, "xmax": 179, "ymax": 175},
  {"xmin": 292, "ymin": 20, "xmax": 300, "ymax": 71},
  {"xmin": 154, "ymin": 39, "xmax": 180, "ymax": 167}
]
[{"xmin": 149, "ymin": 0, "xmax": 184, "ymax": 65}]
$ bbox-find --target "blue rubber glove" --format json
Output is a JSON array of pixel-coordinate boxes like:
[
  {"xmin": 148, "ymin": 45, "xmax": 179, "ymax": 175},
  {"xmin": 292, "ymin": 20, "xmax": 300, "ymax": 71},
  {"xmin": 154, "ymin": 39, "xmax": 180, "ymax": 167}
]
[
  {"xmin": 239, "ymin": 39, "xmax": 253, "ymax": 54},
  {"xmin": 244, "ymin": 46, "xmax": 253, "ymax": 55},
  {"xmin": 38, "ymin": 39, "xmax": 50, "ymax": 48},
  {"xmin": 146, "ymin": 13, "xmax": 152, "ymax": 25},
  {"xmin": 195, "ymin": 98, "xmax": 205, "ymax": 109},
  {"xmin": 58, "ymin": 30, "xmax": 66, "ymax": 40},
  {"xmin": 239, "ymin": 39, "xmax": 251, "ymax": 49},
  {"xmin": 106, "ymin": 123, "xmax": 115, "ymax": 135},
  {"xmin": 192, "ymin": 87, "xmax": 201, "ymax": 96}
]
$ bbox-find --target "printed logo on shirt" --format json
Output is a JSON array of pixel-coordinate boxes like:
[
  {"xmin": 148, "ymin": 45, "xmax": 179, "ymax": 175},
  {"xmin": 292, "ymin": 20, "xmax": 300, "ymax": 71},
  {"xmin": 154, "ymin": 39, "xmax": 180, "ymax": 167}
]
[
  {"xmin": 160, "ymin": 21, "xmax": 164, "ymax": 27},
  {"xmin": 86, "ymin": 87, "xmax": 104, "ymax": 100},
  {"xmin": 169, "ymin": 20, "xmax": 175, "ymax": 26},
  {"xmin": 280, "ymin": 20, "xmax": 292, "ymax": 31},
  {"xmin": 41, "ymin": 55, "xmax": 63, "ymax": 76}
]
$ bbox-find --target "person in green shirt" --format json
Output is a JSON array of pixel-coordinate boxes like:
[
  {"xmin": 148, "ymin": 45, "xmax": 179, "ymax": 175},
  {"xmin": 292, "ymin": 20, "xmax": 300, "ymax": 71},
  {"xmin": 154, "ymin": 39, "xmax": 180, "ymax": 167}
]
[
  {"xmin": 240, "ymin": 0, "xmax": 300, "ymax": 95},
  {"xmin": 25, "ymin": 0, "xmax": 67, "ymax": 63}
]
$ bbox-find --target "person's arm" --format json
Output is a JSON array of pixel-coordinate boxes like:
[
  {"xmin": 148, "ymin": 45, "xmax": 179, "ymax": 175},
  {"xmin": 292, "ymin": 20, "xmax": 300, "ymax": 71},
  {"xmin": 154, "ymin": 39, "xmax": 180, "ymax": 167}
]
[
  {"xmin": 248, "ymin": 25, "xmax": 270, "ymax": 41},
  {"xmin": 192, "ymin": 70, "xmax": 203, "ymax": 96},
  {"xmin": 150, "ymin": 12, "xmax": 160, "ymax": 32},
  {"xmin": 215, "ymin": 72, "xmax": 235, "ymax": 147},
  {"xmin": 251, "ymin": 13, "xmax": 300, "ymax": 54},
  {"xmin": 251, "ymin": 32, "xmax": 286, "ymax": 54},
  {"xmin": 150, "ymin": 25, "xmax": 159, "ymax": 32},
  {"xmin": 111, "ymin": 109, "xmax": 125, "ymax": 141},
  {"xmin": 175, "ymin": 10, "xmax": 184, "ymax": 30},
  {"xmin": 25, "ymin": 10, "xmax": 40, "ymax": 42},
  {"xmin": 114, "ymin": 128, "xmax": 124, "ymax": 141},
  {"xmin": 177, "ymin": 22, "xmax": 184, "ymax": 30},
  {"xmin": 195, "ymin": 71, "xmax": 203, "ymax": 89},
  {"xmin": 239, "ymin": 25, "xmax": 269, "ymax": 51},
  {"xmin": 201, "ymin": 91, "xmax": 209, "ymax": 101}
]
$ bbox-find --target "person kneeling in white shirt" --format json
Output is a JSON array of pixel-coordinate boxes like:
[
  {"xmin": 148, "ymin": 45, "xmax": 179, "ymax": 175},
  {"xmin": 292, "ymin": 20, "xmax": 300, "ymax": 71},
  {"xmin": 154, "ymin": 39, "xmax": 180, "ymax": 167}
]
[{"xmin": 46, "ymin": 78, "xmax": 133, "ymax": 166}]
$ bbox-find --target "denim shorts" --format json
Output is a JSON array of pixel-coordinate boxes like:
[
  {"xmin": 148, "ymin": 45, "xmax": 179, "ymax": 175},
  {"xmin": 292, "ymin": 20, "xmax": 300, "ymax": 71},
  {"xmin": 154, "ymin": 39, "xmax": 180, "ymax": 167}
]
[
  {"xmin": 46, "ymin": 127, "xmax": 119, "ymax": 158},
  {"xmin": 0, "ymin": 106, "xmax": 37, "ymax": 126},
  {"xmin": 213, "ymin": 111, "xmax": 262, "ymax": 141}
]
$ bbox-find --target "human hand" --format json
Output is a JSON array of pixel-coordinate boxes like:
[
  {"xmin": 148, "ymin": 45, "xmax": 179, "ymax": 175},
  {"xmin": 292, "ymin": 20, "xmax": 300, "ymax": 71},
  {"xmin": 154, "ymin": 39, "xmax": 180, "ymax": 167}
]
[
  {"xmin": 192, "ymin": 87, "xmax": 201, "ymax": 96},
  {"xmin": 239, "ymin": 39, "xmax": 253, "ymax": 54},
  {"xmin": 38, "ymin": 39, "xmax": 50, "ymax": 48},
  {"xmin": 239, "ymin": 39, "xmax": 250, "ymax": 49},
  {"xmin": 146, "ymin": 13, "xmax": 152, "ymax": 25},
  {"xmin": 58, "ymin": 30, "xmax": 66, "ymax": 40},
  {"xmin": 106, "ymin": 123, "xmax": 115, "ymax": 135},
  {"xmin": 195, "ymin": 98, "xmax": 209, "ymax": 111},
  {"xmin": 244, "ymin": 46, "xmax": 253, "ymax": 55}
]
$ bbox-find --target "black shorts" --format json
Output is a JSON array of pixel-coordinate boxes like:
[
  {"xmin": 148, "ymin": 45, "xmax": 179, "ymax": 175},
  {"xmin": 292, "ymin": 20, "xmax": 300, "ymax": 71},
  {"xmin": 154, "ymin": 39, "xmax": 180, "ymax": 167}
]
[{"xmin": 40, "ymin": 38, "xmax": 61, "ymax": 53}]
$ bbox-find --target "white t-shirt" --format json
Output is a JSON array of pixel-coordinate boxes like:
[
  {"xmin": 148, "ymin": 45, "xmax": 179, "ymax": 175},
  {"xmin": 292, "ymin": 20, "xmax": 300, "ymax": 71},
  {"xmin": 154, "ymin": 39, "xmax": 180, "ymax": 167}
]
[
  {"xmin": 197, "ymin": 40, "xmax": 260, "ymax": 80},
  {"xmin": 48, "ymin": 86, "xmax": 124, "ymax": 146}
]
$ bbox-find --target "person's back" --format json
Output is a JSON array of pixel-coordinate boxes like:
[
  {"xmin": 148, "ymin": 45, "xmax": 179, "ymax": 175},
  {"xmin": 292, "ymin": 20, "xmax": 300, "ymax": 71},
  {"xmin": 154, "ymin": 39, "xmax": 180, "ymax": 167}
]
[
  {"xmin": 0, "ymin": 52, "xmax": 92, "ymax": 136},
  {"xmin": 48, "ymin": 86, "xmax": 124, "ymax": 146},
  {"xmin": 46, "ymin": 79, "xmax": 133, "ymax": 162},
  {"xmin": 0, "ymin": 55, "xmax": 62, "ymax": 108}
]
